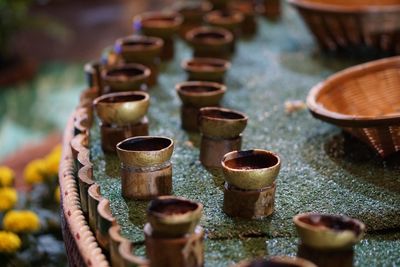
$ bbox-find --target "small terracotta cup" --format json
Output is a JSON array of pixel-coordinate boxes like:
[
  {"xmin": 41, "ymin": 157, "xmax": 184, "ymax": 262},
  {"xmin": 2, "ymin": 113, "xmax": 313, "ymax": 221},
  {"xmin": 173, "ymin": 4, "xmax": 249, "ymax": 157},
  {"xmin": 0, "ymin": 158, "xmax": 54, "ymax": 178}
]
[
  {"xmin": 119, "ymin": 241, "xmax": 150, "ymax": 267},
  {"xmin": 293, "ymin": 213, "xmax": 366, "ymax": 250},
  {"xmin": 204, "ymin": 9, "xmax": 244, "ymax": 38},
  {"xmin": 234, "ymin": 256, "xmax": 317, "ymax": 267},
  {"xmin": 84, "ymin": 61, "xmax": 103, "ymax": 92},
  {"xmin": 176, "ymin": 81, "xmax": 226, "ymax": 108},
  {"xmin": 96, "ymin": 198, "xmax": 116, "ymax": 250},
  {"xmin": 109, "ymin": 225, "xmax": 127, "ymax": 267},
  {"xmin": 93, "ymin": 91, "xmax": 150, "ymax": 127},
  {"xmin": 116, "ymin": 136, "xmax": 174, "ymax": 199},
  {"xmin": 102, "ymin": 63, "xmax": 150, "ymax": 92},
  {"xmin": 186, "ymin": 26, "xmax": 233, "ymax": 59},
  {"xmin": 221, "ymin": 149, "xmax": 281, "ymax": 190},
  {"xmin": 174, "ymin": 1, "xmax": 213, "ymax": 37},
  {"xmin": 229, "ymin": 0, "xmax": 258, "ymax": 37},
  {"xmin": 114, "ymin": 35, "xmax": 163, "ymax": 86},
  {"xmin": 88, "ymin": 183, "xmax": 103, "ymax": 231},
  {"xmin": 182, "ymin": 57, "xmax": 231, "ymax": 83},
  {"xmin": 147, "ymin": 196, "xmax": 203, "ymax": 238},
  {"xmin": 134, "ymin": 11, "xmax": 183, "ymax": 61},
  {"xmin": 199, "ymin": 107, "xmax": 248, "ymax": 139},
  {"xmin": 78, "ymin": 165, "xmax": 95, "ymax": 216}
]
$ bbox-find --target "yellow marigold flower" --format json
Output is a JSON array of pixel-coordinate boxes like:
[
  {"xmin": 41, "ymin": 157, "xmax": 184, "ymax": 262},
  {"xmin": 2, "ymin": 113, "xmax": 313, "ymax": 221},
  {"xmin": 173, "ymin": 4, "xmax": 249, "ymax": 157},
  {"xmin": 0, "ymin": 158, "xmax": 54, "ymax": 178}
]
[
  {"xmin": 0, "ymin": 166, "xmax": 14, "ymax": 187},
  {"xmin": 54, "ymin": 186, "xmax": 60, "ymax": 203},
  {"xmin": 23, "ymin": 159, "xmax": 47, "ymax": 185},
  {"xmin": 3, "ymin": 210, "xmax": 40, "ymax": 233},
  {"xmin": 44, "ymin": 145, "xmax": 62, "ymax": 177},
  {"xmin": 0, "ymin": 231, "xmax": 21, "ymax": 254},
  {"xmin": 0, "ymin": 188, "xmax": 18, "ymax": 211}
]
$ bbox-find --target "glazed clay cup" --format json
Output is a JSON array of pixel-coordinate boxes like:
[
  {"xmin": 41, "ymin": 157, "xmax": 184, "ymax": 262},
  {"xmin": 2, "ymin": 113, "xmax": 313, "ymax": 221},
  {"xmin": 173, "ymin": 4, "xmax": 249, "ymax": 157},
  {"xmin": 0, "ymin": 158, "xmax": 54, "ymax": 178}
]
[
  {"xmin": 199, "ymin": 107, "xmax": 248, "ymax": 139},
  {"xmin": 114, "ymin": 35, "xmax": 164, "ymax": 86},
  {"xmin": 93, "ymin": 91, "xmax": 150, "ymax": 127},
  {"xmin": 293, "ymin": 213, "xmax": 366, "ymax": 250},
  {"xmin": 176, "ymin": 81, "xmax": 226, "ymax": 108},
  {"xmin": 222, "ymin": 149, "xmax": 281, "ymax": 190},
  {"xmin": 116, "ymin": 136, "xmax": 174, "ymax": 199},
  {"xmin": 174, "ymin": 1, "xmax": 213, "ymax": 37},
  {"xmin": 96, "ymin": 198, "xmax": 116, "ymax": 250},
  {"xmin": 182, "ymin": 57, "xmax": 231, "ymax": 83},
  {"xmin": 134, "ymin": 11, "xmax": 183, "ymax": 61},
  {"xmin": 147, "ymin": 196, "xmax": 203, "ymax": 238},
  {"xmin": 229, "ymin": 0, "xmax": 258, "ymax": 36},
  {"xmin": 186, "ymin": 26, "xmax": 233, "ymax": 59},
  {"xmin": 102, "ymin": 63, "xmax": 150, "ymax": 92},
  {"xmin": 204, "ymin": 9, "xmax": 244, "ymax": 39}
]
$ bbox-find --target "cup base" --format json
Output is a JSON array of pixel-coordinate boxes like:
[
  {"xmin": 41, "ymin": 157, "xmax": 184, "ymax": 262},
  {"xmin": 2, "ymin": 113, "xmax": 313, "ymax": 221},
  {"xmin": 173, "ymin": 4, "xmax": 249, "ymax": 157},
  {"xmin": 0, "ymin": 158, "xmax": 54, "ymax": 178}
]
[
  {"xmin": 223, "ymin": 182, "xmax": 276, "ymax": 219},
  {"xmin": 297, "ymin": 243, "xmax": 354, "ymax": 267},
  {"xmin": 144, "ymin": 223, "xmax": 204, "ymax": 267},
  {"xmin": 200, "ymin": 135, "xmax": 242, "ymax": 168}
]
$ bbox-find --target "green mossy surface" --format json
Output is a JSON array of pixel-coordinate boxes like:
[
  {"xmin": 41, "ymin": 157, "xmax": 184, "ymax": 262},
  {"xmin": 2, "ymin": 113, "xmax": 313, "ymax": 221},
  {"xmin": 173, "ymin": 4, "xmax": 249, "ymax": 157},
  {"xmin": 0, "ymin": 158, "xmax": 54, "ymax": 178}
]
[{"xmin": 90, "ymin": 5, "xmax": 400, "ymax": 266}]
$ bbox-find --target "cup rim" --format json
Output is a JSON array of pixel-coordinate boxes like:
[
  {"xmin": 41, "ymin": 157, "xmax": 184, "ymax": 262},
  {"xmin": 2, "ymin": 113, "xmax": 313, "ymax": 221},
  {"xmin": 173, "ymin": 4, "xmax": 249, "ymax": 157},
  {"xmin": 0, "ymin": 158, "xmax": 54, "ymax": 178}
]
[
  {"xmin": 176, "ymin": 81, "xmax": 226, "ymax": 97},
  {"xmin": 93, "ymin": 91, "xmax": 149, "ymax": 107},
  {"xmin": 181, "ymin": 57, "xmax": 231, "ymax": 72},
  {"xmin": 222, "ymin": 149, "xmax": 281, "ymax": 173},
  {"xmin": 115, "ymin": 35, "xmax": 164, "ymax": 53},
  {"xmin": 134, "ymin": 11, "xmax": 183, "ymax": 29},
  {"xmin": 147, "ymin": 196, "xmax": 203, "ymax": 222},
  {"xmin": 293, "ymin": 212, "xmax": 366, "ymax": 237},
  {"xmin": 116, "ymin": 136, "xmax": 174, "ymax": 154},
  {"xmin": 186, "ymin": 26, "xmax": 234, "ymax": 45},
  {"xmin": 204, "ymin": 9, "xmax": 244, "ymax": 25},
  {"xmin": 199, "ymin": 107, "xmax": 248, "ymax": 122},
  {"xmin": 102, "ymin": 63, "xmax": 151, "ymax": 83}
]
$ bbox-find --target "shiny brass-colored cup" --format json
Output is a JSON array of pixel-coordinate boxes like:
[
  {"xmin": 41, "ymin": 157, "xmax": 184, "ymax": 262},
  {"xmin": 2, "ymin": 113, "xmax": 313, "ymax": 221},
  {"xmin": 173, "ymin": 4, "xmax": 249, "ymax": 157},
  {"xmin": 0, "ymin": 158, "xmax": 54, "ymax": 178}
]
[
  {"xmin": 181, "ymin": 57, "xmax": 231, "ymax": 83},
  {"xmin": 222, "ymin": 149, "xmax": 281, "ymax": 190},
  {"xmin": 176, "ymin": 81, "xmax": 226, "ymax": 108},
  {"xmin": 293, "ymin": 213, "xmax": 366, "ymax": 250}
]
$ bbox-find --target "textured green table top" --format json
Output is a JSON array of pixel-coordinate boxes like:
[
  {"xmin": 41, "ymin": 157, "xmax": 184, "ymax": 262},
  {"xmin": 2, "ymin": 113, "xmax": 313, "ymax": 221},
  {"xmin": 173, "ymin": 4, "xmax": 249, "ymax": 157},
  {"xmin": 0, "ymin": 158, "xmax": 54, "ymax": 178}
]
[{"xmin": 90, "ymin": 5, "xmax": 400, "ymax": 266}]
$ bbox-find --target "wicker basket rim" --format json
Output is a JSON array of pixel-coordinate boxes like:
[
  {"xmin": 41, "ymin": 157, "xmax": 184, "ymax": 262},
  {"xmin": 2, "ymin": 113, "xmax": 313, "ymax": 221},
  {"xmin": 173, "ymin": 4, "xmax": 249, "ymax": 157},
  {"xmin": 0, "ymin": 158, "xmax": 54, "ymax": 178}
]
[
  {"xmin": 287, "ymin": 0, "xmax": 400, "ymax": 13},
  {"xmin": 307, "ymin": 56, "xmax": 400, "ymax": 127}
]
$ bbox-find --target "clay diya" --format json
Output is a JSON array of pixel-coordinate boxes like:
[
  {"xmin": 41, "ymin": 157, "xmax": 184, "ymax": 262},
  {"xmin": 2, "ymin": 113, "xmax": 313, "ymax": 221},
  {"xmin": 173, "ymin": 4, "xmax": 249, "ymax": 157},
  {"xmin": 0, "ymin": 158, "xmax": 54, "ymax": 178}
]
[
  {"xmin": 88, "ymin": 183, "xmax": 103, "ymax": 231},
  {"xmin": 293, "ymin": 213, "xmax": 366, "ymax": 250},
  {"xmin": 84, "ymin": 61, "xmax": 103, "ymax": 92},
  {"xmin": 176, "ymin": 81, "xmax": 226, "ymax": 131},
  {"xmin": 186, "ymin": 26, "xmax": 234, "ymax": 59},
  {"xmin": 96, "ymin": 198, "xmax": 116, "ymax": 250},
  {"xmin": 115, "ymin": 35, "xmax": 163, "ymax": 86},
  {"xmin": 78, "ymin": 164, "xmax": 95, "ymax": 217},
  {"xmin": 119, "ymin": 241, "xmax": 150, "ymax": 267},
  {"xmin": 116, "ymin": 136, "xmax": 174, "ymax": 200},
  {"xmin": 147, "ymin": 196, "xmax": 203, "ymax": 238},
  {"xmin": 229, "ymin": 0, "xmax": 258, "ymax": 37},
  {"xmin": 204, "ymin": 9, "xmax": 244, "ymax": 38},
  {"xmin": 109, "ymin": 225, "xmax": 127, "ymax": 267},
  {"xmin": 101, "ymin": 63, "xmax": 150, "ymax": 93},
  {"xmin": 199, "ymin": 107, "xmax": 248, "ymax": 168},
  {"xmin": 182, "ymin": 57, "xmax": 231, "ymax": 83},
  {"xmin": 222, "ymin": 149, "xmax": 280, "ymax": 218},
  {"xmin": 234, "ymin": 256, "xmax": 317, "ymax": 267},
  {"xmin": 144, "ymin": 223, "xmax": 204, "ymax": 267},
  {"xmin": 134, "ymin": 11, "xmax": 183, "ymax": 61},
  {"xmin": 174, "ymin": 1, "xmax": 213, "ymax": 37},
  {"xmin": 93, "ymin": 91, "xmax": 150, "ymax": 153}
]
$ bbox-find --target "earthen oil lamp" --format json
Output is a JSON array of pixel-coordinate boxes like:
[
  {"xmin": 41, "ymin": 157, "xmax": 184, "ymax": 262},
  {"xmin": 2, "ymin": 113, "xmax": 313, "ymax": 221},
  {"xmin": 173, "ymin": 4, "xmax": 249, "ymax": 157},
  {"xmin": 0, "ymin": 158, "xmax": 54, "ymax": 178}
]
[
  {"xmin": 182, "ymin": 57, "xmax": 231, "ymax": 83},
  {"xmin": 293, "ymin": 213, "xmax": 365, "ymax": 250},
  {"xmin": 101, "ymin": 63, "xmax": 150, "ymax": 93},
  {"xmin": 84, "ymin": 61, "xmax": 103, "ymax": 94},
  {"xmin": 96, "ymin": 198, "xmax": 116, "ymax": 251},
  {"xmin": 198, "ymin": 107, "xmax": 248, "ymax": 168},
  {"xmin": 78, "ymin": 165, "xmax": 95, "ymax": 218},
  {"xmin": 88, "ymin": 183, "xmax": 103, "ymax": 231},
  {"xmin": 229, "ymin": 0, "xmax": 258, "ymax": 37},
  {"xmin": 204, "ymin": 9, "xmax": 244, "ymax": 51},
  {"xmin": 133, "ymin": 11, "xmax": 183, "ymax": 61},
  {"xmin": 222, "ymin": 149, "xmax": 281, "ymax": 218},
  {"xmin": 93, "ymin": 91, "xmax": 150, "ymax": 153},
  {"xmin": 144, "ymin": 196, "xmax": 204, "ymax": 267},
  {"xmin": 176, "ymin": 81, "xmax": 226, "ymax": 132},
  {"xmin": 186, "ymin": 26, "xmax": 233, "ymax": 59},
  {"xmin": 119, "ymin": 241, "xmax": 150, "ymax": 267},
  {"xmin": 116, "ymin": 136, "xmax": 174, "ymax": 200},
  {"xmin": 115, "ymin": 35, "xmax": 164, "ymax": 86},
  {"xmin": 174, "ymin": 1, "xmax": 213, "ymax": 38},
  {"xmin": 234, "ymin": 256, "xmax": 317, "ymax": 267}
]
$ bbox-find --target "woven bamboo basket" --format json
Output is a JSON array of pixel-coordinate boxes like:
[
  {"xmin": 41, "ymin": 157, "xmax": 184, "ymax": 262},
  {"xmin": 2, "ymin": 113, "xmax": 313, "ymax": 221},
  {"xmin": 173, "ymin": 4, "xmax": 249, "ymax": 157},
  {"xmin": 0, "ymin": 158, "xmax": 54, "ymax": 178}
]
[
  {"xmin": 307, "ymin": 56, "xmax": 400, "ymax": 157},
  {"xmin": 288, "ymin": 0, "xmax": 400, "ymax": 56}
]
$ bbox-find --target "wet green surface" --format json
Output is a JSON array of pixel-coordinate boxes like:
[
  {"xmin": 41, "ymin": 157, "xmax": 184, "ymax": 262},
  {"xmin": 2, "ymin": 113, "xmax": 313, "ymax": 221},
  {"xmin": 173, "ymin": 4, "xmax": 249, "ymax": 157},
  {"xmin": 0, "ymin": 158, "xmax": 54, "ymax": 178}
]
[{"xmin": 90, "ymin": 5, "xmax": 400, "ymax": 266}]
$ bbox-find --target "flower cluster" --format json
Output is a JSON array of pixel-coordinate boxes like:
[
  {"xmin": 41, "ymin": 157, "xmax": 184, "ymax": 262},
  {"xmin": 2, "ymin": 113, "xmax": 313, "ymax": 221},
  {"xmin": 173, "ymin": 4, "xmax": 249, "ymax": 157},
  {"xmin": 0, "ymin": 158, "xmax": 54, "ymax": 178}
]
[
  {"xmin": 3, "ymin": 210, "xmax": 40, "ymax": 233},
  {"xmin": 0, "ymin": 231, "xmax": 21, "ymax": 254}
]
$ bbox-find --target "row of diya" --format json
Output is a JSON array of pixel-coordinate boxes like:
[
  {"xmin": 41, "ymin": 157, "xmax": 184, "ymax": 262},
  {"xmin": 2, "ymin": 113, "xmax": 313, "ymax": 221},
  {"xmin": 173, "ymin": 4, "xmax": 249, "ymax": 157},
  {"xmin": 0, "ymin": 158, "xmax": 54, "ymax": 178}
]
[{"xmin": 69, "ymin": 2, "xmax": 366, "ymax": 267}]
